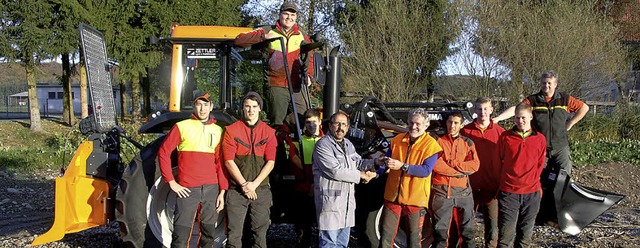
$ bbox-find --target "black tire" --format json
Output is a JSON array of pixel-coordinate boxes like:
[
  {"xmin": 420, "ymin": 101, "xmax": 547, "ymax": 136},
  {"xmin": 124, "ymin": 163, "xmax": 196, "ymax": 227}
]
[
  {"xmin": 115, "ymin": 137, "xmax": 227, "ymax": 247},
  {"xmin": 364, "ymin": 205, "xmax": 433, "ymax": 248}
]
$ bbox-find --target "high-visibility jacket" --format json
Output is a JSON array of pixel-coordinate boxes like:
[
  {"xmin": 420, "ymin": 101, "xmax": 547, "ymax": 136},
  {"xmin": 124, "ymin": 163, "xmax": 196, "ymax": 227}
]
[
  {"xmin": 290, "ymin": 132, "xmax": 323, "ymax": 193},
  {"xmin": 235, "ymin": 21, "xmax": 313, "ymax": 89},
  {"xmin": 383, "ymin": 132, "xmax": 442, "ymax": 207},
  {"xmin": 158, "ymin": 115, "xmax": 228, "ymax": 189}
]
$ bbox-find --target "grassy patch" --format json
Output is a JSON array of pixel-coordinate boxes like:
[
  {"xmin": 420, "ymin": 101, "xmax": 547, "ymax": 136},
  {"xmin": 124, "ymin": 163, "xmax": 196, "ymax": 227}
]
[
  {"xmin": 0, "ymin": 120, "xmax": 75, "ymax": 171},
  {"xmin": 0, "ymin": 119, "xmax": 154, "ymax": 172},
  {"xmin": 571, "ymin": 139, "xmax": 640, "ymax": 167}
]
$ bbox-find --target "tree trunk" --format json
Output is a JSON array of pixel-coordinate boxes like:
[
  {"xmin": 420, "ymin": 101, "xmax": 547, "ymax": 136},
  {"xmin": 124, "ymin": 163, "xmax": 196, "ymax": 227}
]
[
  {"xmin": 307, "ymin": 0, "xmax": 316, "ymax": 35},
  {"xmin": 25, "ymin": 58, "xmax": 42, "ymax": 132},
  {"xmin": 120, "ymin": 79, "xmax": 127, "ymax": 122},
  {"xmin": 61, "ymin": 53, "xmax": 75, "ymax": 125},
  {"xmin": 132, "ymin": 75, "xmax": 141, "ymax": 120},
  {"xmin": 80, "ymin": 49, "xmax": 89, "ymax": 118},
  {"xmin": 142, "ymin": 71, "xmax": 151, "ymax": 116}
]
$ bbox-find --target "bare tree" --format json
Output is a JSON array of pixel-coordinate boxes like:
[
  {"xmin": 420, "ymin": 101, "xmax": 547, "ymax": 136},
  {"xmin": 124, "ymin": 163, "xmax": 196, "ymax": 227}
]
[
  {"xmin": 437, "ymin": 1, "xmax": 510, "ymax": 100},
  {"xmin": 341, "ymin": 0, "xmax": 461, "ymax": 102},
  {"xmin": 473, "ymin": 0, "xmax": 627, "ymax": 102}
]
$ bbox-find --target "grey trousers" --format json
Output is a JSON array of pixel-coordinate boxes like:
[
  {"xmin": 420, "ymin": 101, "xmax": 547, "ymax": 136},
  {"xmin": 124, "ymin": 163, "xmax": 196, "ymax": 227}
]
[
  {"xmin": 225, "ymin": 187, "xmax": 272, "ymax": 248},
  {"xmin": 269, "ymin": 86, "xmax": 308, "ymax": 126},
  {"xmin": 497, "ymin": 191, "xmax": 541, "ymax": 248},
  {"xmin": 547, "ymin": 145, "xmax": 572, "ymax": 175},
  {"xmin": 172, "ymin": 184, "xmax": 220, "ymax": 248},
  {"xmin": 431, "ymin": 194, "xmax": 476, "ymax": 248}
]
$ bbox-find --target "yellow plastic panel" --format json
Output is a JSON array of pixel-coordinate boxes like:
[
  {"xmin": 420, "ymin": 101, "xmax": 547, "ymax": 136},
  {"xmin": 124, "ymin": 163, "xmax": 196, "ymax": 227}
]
[
  {"xmin": 31, "ymin": 141, "xmax": 110, "ymax": 246},
  {"xmin": 171, "ymin": 25, "xmax": 253, "ymax": 40}
]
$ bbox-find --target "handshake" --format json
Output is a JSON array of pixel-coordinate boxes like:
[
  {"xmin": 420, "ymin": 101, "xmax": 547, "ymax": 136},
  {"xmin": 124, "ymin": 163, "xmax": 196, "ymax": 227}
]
[
  {"xmin": 360, "ymin": 171, "xmax": 377, "ymax": 184},
  {"xmin": 360, "ymin": 155, "xmax": 406, "ymax": 184}
]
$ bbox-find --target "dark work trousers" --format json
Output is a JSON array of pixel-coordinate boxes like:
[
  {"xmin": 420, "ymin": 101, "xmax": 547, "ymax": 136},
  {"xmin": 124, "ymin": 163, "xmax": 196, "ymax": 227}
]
[
  {"xmin": 269, "ymin": 86, "xmax": 308, "ymax": 126},
  {"xmin": 547, "ymin": 145, "xmax": 572, "ymax": 175},
  {"xmin": 379, "ymin": 201, "xmax": 427, "ymax": 248},
  {"xmin": 225, "ymin": 187, "xmax": 272, "ymax": 248},
  {"xmin": 292, "ymin": 190, "xmax": 316, "ymax": 247},
  {"xmin": 172, "ymin": 184, "xmax": 220, "ymax": 248},
  {"xmin": 431, "ymin": 193, "xmax": 476, "ymax": 248},
  {"xmin": 473, "ymin": 192, "xmax": 499, "ymax": 248},
  {"xmin": 497, "ymin": 191, "xmax": 541, "ymax": 248}
]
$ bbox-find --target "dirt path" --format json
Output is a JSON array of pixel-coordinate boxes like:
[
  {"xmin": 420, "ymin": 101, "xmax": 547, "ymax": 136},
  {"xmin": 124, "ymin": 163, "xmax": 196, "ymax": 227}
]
[{"xmin": 0, "ymin": 163, "xmax": 638, "ymax": 247}]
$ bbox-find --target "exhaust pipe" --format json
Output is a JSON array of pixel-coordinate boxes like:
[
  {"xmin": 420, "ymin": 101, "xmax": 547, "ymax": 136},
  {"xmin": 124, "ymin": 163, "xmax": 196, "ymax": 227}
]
[{"xmin": 323, "ymin": 46, "xmax": 341, "ymax": 119}]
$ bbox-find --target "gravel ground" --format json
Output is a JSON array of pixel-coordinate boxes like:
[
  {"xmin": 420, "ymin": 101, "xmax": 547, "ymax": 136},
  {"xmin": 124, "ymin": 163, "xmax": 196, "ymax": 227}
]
[{"xmin": 0, "ymin": 162, "xmax": 638, "ymax": 248}]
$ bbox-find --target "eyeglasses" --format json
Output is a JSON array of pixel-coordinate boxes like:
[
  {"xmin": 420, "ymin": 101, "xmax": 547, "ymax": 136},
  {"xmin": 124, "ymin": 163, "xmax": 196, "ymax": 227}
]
[{"xmin": 331, "ymin": 122, "xmax": 349, "ymax": 127}]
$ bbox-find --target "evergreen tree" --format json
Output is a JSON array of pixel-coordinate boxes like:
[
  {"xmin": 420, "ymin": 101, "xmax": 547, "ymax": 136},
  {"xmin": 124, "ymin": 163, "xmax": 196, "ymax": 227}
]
[{"xmin": 1, "ymin": 0, "xmax": 57, "ymax": 132}]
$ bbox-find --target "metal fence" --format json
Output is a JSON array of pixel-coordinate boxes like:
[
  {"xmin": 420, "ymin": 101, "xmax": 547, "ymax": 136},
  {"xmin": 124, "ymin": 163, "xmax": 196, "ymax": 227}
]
[{"xmin": 0, "ymin": 95, "xmax": 54, "ymax": 118}]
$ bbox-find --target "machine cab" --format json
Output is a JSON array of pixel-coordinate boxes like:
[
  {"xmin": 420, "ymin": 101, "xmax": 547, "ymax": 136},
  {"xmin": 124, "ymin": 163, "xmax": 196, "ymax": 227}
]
[{"xmin": 140, "ymin": 25, "xmax": 261, "ymax": 133}]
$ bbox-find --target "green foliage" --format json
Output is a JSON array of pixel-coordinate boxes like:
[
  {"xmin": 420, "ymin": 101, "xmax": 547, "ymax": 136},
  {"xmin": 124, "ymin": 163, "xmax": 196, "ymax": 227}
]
[
  {"xmin": 570, "ymin": 104, "xmax": 640, "ymax": 141},
  {"xmin": 568, "ymin": 104, "xmax": 640, "ymax": 167},
  {"xmin": 0, "ymin": 0, "xmax": 56, "ymax": 62},
  {"xmin": 0, "ymin": 120, "xmax": 68, "ymax": 171},
  {"xmin": 473, "ymin": 0, "xmax": 627, "ymax": 101},
  {"xmin": 571, "ymin": 139, "xmax": 640, "ymax": 166}
]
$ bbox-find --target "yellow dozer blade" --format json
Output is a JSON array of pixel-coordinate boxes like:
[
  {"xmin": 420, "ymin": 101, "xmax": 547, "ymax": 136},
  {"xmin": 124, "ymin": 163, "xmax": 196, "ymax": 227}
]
[{"xmin": 32, "ymin": 141, "xmax": 110, "ymax": 246}]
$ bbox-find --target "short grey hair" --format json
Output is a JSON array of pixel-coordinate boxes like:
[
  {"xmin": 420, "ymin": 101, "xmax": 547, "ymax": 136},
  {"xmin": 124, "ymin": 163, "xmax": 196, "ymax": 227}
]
[
  {"xmin": 540, "ymin": 70, "xmax": 558, "ymax": 81},
  {"xmin": 407, "ymin": 108, "xmax": 429, "ymax": 123}
]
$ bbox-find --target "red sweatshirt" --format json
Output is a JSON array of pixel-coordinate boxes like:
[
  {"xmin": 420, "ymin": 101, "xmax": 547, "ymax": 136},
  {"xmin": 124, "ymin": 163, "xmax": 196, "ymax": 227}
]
[
  {"xmin": 498, "ymin": 128, "xmax": 546, "ymax": 194},
  {"xmin": 158, "ymin": 115, "xmax": 228, "ymax": 189},
  {"xmin": 461, "ymin": 120, "xmax": 504, "ymax": 194}
]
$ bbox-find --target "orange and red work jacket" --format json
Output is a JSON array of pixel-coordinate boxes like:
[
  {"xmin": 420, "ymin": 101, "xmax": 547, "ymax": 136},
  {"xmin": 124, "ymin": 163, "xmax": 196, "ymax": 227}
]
[
  {"xmin": 158, "ymin": 115, "xmax": 228, "ymax": 189},
  {"xmin": 383, "ymin": 132, "xmax": 442, "ymax": 208},
  {"xmin": 432, "ymin": 134, "xmax": 480, "ymax": 197},
  {"xmin": 235, "ymin": 21, "xmax": 313, "ymax": 89}
]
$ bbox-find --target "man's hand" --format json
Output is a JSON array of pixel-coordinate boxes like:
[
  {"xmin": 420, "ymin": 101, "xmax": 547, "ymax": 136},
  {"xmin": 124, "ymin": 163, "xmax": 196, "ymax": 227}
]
[
  {"xmin": 216, "ymin": 190, "xmax": 225, "ymax": 213},
  {"xmin": 360, "ymin": 171, "xmax": 377, "ymax": 184},
  {"xmin": 374, "ymin": 156, "xmax": 387, "ymax": 167},
  {"xmin": 386, "ymin": 158, "xmax": 404, "ymax": 170},
  {"xmin": 168, "ymin": 180, "xmax": 191, "ymax": 198},
  {"xmin": 306, "ymin": 76, "xmax": 312, "ymax": 87},
  {"xmin": 264, "ymin": 33, "xmax": 277, "ymax": 40},
  {"xmin": 242, "ymin": 181, "xmax": 258, "ymax": 200}
]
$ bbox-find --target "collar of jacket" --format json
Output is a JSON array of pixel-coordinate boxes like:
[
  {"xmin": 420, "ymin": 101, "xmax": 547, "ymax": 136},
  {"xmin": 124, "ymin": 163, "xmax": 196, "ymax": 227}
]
[
  {"xmin": 400, "ymin": 132, "xmax": 429, "ymax": 145},
  {"xmin": 440, "ymin": 133, "xmax": 461, "ymax": 142},
  {"xmin": 536, "ymin": 90, "xmax": 560, "ymax": 101},
  {"xmin": 243, "ymin": 119, "xmax": 262, "ymax": 128},
  {"xmin": 275, "ymin": 20, "xmax": 300, "ymax": 36},
  {"xmin": 471, "ymin": 119, "xmax": 497, "ymax": 130},
  {"xmin": 510, "ymin": 125, "xmax": 538, "ymax": 136},
  {"xmin": 190, "ymin": 114, "xmax": 217, "ymax": 125}
]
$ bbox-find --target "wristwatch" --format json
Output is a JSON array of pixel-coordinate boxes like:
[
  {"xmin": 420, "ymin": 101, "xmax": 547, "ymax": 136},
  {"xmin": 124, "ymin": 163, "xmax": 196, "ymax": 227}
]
[{"xmin": 401, "ymin": 163, "xmax": 408, "ymax": 171}]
